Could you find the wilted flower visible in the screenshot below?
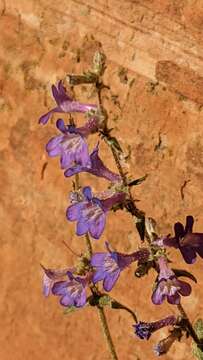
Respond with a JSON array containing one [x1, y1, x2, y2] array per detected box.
[[52, 271, 90, 307], [39, 80, 97, 125], [91, 242, 149, 291], [134, 315, 176, 340], [155, 216, 203, 264], [66, 186, 126, 240], [46, 118, 98, 169], [154, 327, 182, 356], [41, 265, 72, 297], [152, 256, 191, 305], [64, 143, 121, 182]]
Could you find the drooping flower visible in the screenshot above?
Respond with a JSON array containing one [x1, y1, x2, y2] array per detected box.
[[66, 186, 126, 240], [91, 242, 149, 291], [52, 271, 90, 307], [155, 216, 203, 264], [152, 256, 191, 305], [134, 315, 176, 340], [64, 143, 121, 182], [153, 328, 182, 356], [39, 80, 97, 125], [41, 265, 72, 297], [46, 118, 98, 169]]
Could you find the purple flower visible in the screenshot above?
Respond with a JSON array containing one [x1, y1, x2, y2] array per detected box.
[[156, 216, 203, 264], [91, 242, 149, 291], [64, 143, 121, 182], [52, 271, 89, 307], [154, 329, 181, 356], [66, 186, 126, 240], [46, 118, 99, 169], [41, 265, 72, 297], [134, 315, 176, 340], [152, 256, 191, 305], [39, 80, 97, 124]]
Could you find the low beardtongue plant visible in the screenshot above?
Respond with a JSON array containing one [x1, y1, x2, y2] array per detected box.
[[39, 51, 203, 359]]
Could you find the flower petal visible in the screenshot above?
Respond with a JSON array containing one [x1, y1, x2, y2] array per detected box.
[[56, 118, 67, 133], [167, 293, 180, 305], [76, 221, 89, 236], [74, 289, 86, 307], [92, 270, 105, 283], [178, 280, 192, 296], [46, 135, 63, 156], [83, 186, 92, 201], [66, 203, 84, 221], [89, 213, 106, 239], [43, 274, 53, 297], [52, 281, 68, 296], [39, 107, 60, 124], [60, 151, 73, 169], [151, 286, 165, 305], [180, 247, 196, 264], [185, 216, 194, 233], [60, 294, 74, 307], [91, 253, 106, 266], [174, 222, 184, 238], [103, 270, 120, 292], [64, 165, 84, 177]]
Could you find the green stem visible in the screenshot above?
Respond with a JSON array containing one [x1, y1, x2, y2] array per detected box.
[[177, 303, 202, 345], [85, 233, 93, 258], [97, 306, 119, 360]]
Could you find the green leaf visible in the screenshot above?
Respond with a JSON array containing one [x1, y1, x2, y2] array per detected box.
[[128, 174, 148, 187], [63, 306, 78, 315], [192, 319, 203, 359]]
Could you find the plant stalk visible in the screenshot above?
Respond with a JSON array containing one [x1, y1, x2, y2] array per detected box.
[[97, 306, 119, 360], [177, 303, 202, 345]]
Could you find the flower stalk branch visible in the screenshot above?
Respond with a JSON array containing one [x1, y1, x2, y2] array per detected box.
[[97, 305, 119, 360], [177, 303, 202, 346]]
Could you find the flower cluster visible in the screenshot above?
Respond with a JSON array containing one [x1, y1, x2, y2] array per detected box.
[[39, 56, 203, 359]]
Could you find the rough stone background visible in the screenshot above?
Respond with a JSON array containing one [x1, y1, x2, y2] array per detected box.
[[1, 0, 203, 359]]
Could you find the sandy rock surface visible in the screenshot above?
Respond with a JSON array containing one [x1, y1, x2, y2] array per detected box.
[[1, 1, 203, 359]]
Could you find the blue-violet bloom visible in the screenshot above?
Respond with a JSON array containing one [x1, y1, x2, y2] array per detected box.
[[91, 242, 149, 291], [52, 271, 90, 307], [134, 315, 176, 340], [64, 143, 121, 182], [41, 265, 72, 297], [39, 80, 97, 124], [46, 118, 98, 169], [155, 216, 203, 264], [152, 256, 191, 305], [66, 186, 126, 240], [153, 331, 180, 357]]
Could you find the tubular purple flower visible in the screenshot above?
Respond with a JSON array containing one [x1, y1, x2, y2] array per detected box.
[[134, 315, 176, 340], [64, 143, 121, 182], [46, 118, 99, 169], [152, 256, 191, 305], [52, 271, 90, 307], [39, 80, 97, 124], [66, 186, 126, 240], [154, 329, 181, 357], [91, 242, 149, 291], [41, 265, 72, 297], [155, 216, 203, 264]]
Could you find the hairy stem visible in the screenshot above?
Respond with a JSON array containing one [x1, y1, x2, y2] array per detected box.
[[85, 233, 93, 258], [97, 306, 119, 360], [96, 82, 145, 239], [177, 303, 202, 345]]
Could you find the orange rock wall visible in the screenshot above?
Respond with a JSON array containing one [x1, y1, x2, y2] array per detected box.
[[1, 1, 203, 359]]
